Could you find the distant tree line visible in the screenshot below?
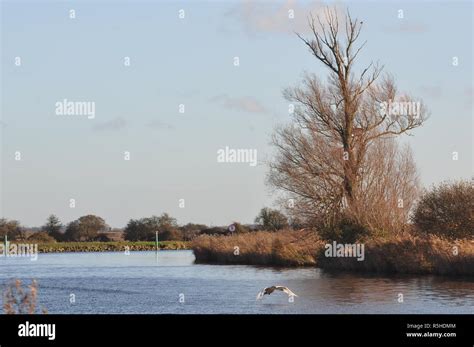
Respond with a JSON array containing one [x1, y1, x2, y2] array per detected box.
[[0, 179, 472, 243], [0, 208, 291, 242]]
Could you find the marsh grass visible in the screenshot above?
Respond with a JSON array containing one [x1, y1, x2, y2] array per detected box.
[[192, 230, 474, 276], [192, 230, 324, 266], [3, 279, 47, 314], [318, 233, 474, 276]]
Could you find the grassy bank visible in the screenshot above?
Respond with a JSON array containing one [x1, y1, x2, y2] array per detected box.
[[17, 241, 189, 253], [318, 234, 474, 276], [191, 230, 474, 276], [192, 230, 324, 266]]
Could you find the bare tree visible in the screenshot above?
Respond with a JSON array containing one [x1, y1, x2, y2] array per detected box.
[[352, 138, 420, 232], [269, 8, 426, 235]]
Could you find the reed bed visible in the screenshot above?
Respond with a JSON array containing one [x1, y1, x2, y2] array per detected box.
[[318, 233, 474, 276], [192, 230, 324, 266], [192, 230, 474, 276]]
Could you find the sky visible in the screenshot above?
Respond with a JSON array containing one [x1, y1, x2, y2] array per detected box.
[[0, 0, 472, 228]]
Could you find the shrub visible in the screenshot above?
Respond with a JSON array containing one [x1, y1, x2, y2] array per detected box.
[[27, 232, 56, 243], [318, 217, 371, 243], [254, 208, 289, 231], [159, 227, 183, 241], [63, 215, 108, 241], [180, 223, 208, 240], [412, 179, 474, 239], [94, 233, 111, 242], [124, 213, 181, 241], [0, 219, 24, 240], [124, 218, 155, 241]]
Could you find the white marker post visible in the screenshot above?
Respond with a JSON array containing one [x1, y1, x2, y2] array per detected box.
[[155, 230, 159, 252], [4, 234, 8, 256]]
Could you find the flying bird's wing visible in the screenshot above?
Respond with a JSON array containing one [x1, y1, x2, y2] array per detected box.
[[275, 286, 298, 297], [256, 288, 266, 300]]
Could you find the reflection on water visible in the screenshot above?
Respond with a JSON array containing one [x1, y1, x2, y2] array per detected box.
[[0, 250, 472, 314]]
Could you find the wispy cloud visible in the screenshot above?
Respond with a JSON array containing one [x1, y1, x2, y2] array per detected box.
[[210, 94, 268, 114], [93, 117, 127, 131], [146, 120, 175, 130], [226, 0, 340, 35], [382, 22, 428, 34]]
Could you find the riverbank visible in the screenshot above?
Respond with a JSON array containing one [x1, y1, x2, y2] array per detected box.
[[192, 230, 324, 266], [191, 230, 474, 276], [13, 241, 189, 253]]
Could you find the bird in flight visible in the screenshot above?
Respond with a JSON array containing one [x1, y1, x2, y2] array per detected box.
[[256, 286, 298, 300]]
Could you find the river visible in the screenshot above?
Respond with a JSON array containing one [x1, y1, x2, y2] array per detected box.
[[1, 250, 473, 314]]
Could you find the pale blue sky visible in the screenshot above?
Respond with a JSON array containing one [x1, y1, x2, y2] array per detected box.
[[1, 0, 472, 227]]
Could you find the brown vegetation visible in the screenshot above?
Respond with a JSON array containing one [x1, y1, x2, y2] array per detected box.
[[318, 233, 474, 276], [192, 230, 323, 266], [27, 231, 57, 243], [269, 8, 426, 240], [192, 230, 474, 276], [412, 179, 474, 239], [3, 280, 47, 314]]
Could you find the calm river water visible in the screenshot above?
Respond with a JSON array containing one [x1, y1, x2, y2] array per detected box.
[[1, 250, 472, 314]]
